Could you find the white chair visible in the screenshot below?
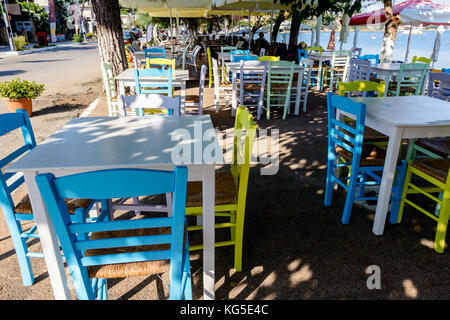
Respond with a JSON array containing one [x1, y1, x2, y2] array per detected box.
[[101, 62, 119, 116], [259, 47, 266, 57], [212, 57, 233, 113], [118, 93, 181, 117], [236, 60, 268, 119], [185, 45, 202, 78], [347, 58, 371, 82], [185, 64, 207, 115], [321, 50, 351, 91], [292, 58, 313, 113]]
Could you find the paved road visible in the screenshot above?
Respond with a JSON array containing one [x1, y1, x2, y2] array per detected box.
[[0, 41, 102, 100]]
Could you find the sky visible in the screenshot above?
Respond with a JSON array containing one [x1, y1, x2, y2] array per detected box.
[[361, 0, 450, 13]]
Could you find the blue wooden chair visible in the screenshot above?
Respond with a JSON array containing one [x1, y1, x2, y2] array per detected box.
[[442, 68, 450, 73], [0, 110, 95, 286], [232, 55, 257, 63], [298, 48, 307, 62], [358, 54, 380, 65], [324, 93, 408, 224], [36, 166, 192, 300], [230, 49, 250, 62], [145, 47, 165, 59]]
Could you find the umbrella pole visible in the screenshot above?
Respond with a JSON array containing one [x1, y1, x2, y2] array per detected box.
[[269, 3, 274, 45], [248, 9, 251, 51], [170, 8, 174, 56], [404, 23, 413, 63]]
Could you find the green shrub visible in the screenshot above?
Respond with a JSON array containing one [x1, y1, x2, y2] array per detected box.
[[86, 32, 94, 39], [13, 36, 27, 51], [72, 33, 83, 43], [0, 78, 45, 100]]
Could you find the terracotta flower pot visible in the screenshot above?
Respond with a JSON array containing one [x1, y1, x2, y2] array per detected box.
[[4, 98, 33, 116]]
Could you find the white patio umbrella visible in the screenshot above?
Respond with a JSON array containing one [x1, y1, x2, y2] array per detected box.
[[314, 14, 322, 48], [352, 26, 359, 48], [339, 14, 349, 50], [431, 25, 445, 68]]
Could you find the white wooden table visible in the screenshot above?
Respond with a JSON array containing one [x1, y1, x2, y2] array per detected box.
[[225, 62, 305, 117], [371, 63, 430, 96], [305, 51, 335, 90], [218, 52, 257, 82], [348, 96, 450, 235], [115, 69, 189, 113], [6, 115, 223, 300]]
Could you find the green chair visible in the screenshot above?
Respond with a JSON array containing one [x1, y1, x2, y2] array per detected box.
[[100, 62, 119, 116], [307, 46, 323, 54], [264, 60, 295, 120], [185, 106, 256, 272], [397, 159, 450, 253], [388, 63, 428, 96]]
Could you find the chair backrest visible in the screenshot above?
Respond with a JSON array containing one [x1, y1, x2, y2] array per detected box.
[[232, 55, 258, 63], [299, 58, 313, 89], [197, 64, 207, 113], [267, 60, 295, 88], [232, 107, 257, 200], [145, 47, 165, 59], [259, 47, 266, 57], [394, 62, 428, 96], [428, 72, 450, 101], [146, 58, 176, 70], [258, 55, 280, 62], [101, 62, 118, 115], [230, 49, 250, 62], [0, 110, 36, 213], [221, 46, 237, 53], [327, 92, 366, 168], [118, 93, 181, 116], [212, 57, 221, 89], [332, 50, 351, 68], [35, 166, 188, 300], [358, 54, 380, 65], [134, 67, 173, 97], [347, 58, 371, 82], [307, 46, 323, 54], [443, 68, 450, 74], [412, 56, 432, 65], [239, 60, 268, 108], [351, 47, 362, 58], [338, 80, 386, 98], [298, 48, 307, 61], [181, 45, 190, 70]]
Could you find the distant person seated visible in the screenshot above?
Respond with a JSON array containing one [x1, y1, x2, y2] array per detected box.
[[236, 32, 248, 50], [255, 32, 269, 49]]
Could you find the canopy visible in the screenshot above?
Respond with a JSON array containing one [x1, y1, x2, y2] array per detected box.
[[349, 0, 450, 26], [119, 0, 211, 9], [212, 0, 291, 11]]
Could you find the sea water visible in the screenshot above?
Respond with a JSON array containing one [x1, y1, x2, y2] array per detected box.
[[261, 29, 450, 69]]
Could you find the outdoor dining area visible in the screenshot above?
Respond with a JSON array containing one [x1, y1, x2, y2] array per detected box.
[[0, 0, 449, 302]]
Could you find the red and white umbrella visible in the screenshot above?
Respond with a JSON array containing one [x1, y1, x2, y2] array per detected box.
[[349, 0, 450, 26]]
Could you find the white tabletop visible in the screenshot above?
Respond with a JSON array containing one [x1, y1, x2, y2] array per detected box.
[[371, 63, 403, 71], [351, 96, 450, 127], [115, 68, 189, 82], [7, 116, 224, 173]]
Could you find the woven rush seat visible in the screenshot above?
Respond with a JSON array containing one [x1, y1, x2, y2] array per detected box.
[[186, 171, 237, 207], [242, 84, 262, 91], [410, 159, 450, 183], [336, 144, 401, 167], [219, 81, 233, 87], [185, 95, 199, 103], [15, 195, 92, 215], [269, 83, 290, 90], [388, 82, 417, 93], [345, 120, 389, 142], [414, 137, 450, 158], [324, 66, 345, 72], [86, 227, 172, 278]]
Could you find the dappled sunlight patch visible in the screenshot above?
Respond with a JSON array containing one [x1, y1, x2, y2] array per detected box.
[[402, 279, 418, 299], [289, 263, 313, 287], [419, 238, 435, 249]]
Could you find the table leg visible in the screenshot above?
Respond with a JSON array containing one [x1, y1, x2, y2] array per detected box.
[[181, 81, 186, 114], [294, 69, 303, 115], [372, 127, 404, 235], [231, 71, 237, 117], [316, 59, 323, 90], [119, 80, 126, 96], [24, 171, 71, 299], [383, 72, 390, 97], [202, 165, 215, 300]]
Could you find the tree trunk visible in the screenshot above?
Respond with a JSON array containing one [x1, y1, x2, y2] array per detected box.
[[91, 0, 127, 77], [380, 0, 400, 63], [271, 11, 287, 43], [288, 10, 302, 49]]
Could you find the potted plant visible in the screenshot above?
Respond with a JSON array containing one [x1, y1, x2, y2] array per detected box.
[[0, 78, 45, 116]]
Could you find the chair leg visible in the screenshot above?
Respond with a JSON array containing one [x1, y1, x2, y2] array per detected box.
[[233, 208, 245, 272], [133, 197, 141, 216], [324, 154, 336, 206], [435, 189, 449, 253], [341, 167, 360, 224], [397, 164, 413, 224]]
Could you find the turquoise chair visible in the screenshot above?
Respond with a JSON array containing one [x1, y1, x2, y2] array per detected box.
[[387, 63, 428, 96], [230, 49, 250, 62], [358, 54, 380, 65], [145, 47, 165, 59], [232, 55, 257, 63], [0, 110, 96, 286], [324, 93, 408, 224], [442, 68, 450, 74], [298, 48, 307, 61], [36, 166, 192, 300]]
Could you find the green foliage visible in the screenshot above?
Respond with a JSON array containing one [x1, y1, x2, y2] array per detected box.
[[17, 1, 49, 33], [13, 36, 27, 51], [86, 32, 94, 38], [0, 78, 45, 100], [72, 33, 83, 43], [135, 12, 152, 30], [276, 0, 363, 20]]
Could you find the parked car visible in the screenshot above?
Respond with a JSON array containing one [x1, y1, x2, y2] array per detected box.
[[123, 30, 132, 44]]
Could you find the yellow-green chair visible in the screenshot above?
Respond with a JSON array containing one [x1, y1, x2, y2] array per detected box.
[[397, 159, 450, 253], [146, 58, 176, 70], [258, 56, 280, 62], [207, 47, 212, 88], [185, 106, 256, 272], [412, 56, 432, 65], [307, 46, 323, 54]]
